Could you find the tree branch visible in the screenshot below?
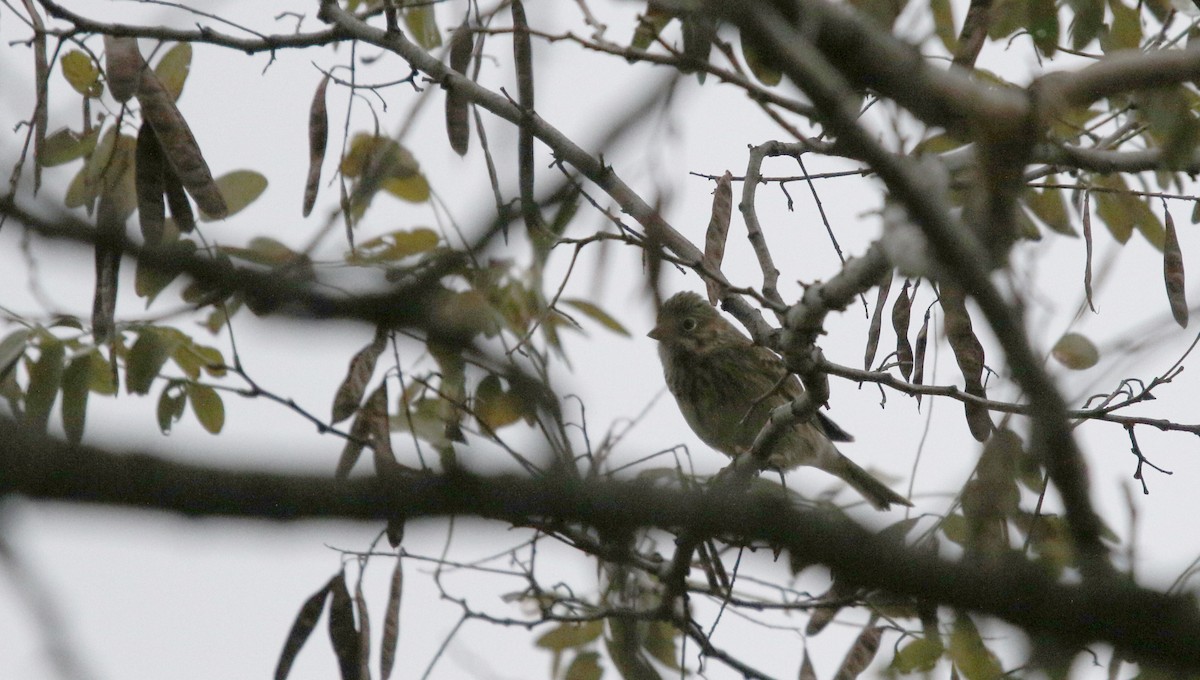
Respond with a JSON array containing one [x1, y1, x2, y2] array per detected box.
[[36, 0, 346, 53], [728, 0, 1112, 575], [4, 417, 1200, 674], [314, 0, 764, 327]]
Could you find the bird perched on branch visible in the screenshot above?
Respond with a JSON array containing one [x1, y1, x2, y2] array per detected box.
[[648, 291, 910, 510]]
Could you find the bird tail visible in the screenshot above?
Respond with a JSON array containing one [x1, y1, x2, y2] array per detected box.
[[826, 454, 912, 511]]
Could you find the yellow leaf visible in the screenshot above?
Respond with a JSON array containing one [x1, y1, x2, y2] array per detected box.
[[382, 174, 430, 203], [154, 43, 192, 102], [349, 228, 439, 263], [202, 169, 267, 220], [1051, 332, 1099, 370], [61, 50, 102, 97]]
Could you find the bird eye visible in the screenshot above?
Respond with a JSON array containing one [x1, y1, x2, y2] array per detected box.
[[681, 318, 698, 332]]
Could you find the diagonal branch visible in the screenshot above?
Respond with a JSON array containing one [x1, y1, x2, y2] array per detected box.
[[315, 1, 766, 329], [725, 0, 1112, 573]]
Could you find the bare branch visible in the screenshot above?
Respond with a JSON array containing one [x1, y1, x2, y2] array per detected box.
[[4, 417, 1200, 674]]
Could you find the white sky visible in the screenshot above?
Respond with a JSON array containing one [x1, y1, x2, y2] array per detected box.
[[3, 1, 1200, 679]]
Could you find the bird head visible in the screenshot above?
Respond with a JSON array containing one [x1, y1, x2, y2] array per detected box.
[[648, 291, 731, 354]]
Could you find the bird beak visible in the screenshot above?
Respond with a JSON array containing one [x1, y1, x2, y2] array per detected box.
[[648, 325, 664, 341]]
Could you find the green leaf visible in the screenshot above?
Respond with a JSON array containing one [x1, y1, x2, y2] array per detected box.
[[84, 349, 118, 395], [631, 8, 673, 50], [1097, 175, 1165, 249], [186, 383, 225, 434], [893, 637, 944, 674], [0, 329, 31, 380], [561, 298, 630, 336], [42, 127, 100, 167], [912, 132, 967, 155], [1135, 88, 1200, 170], [948, 615, 1003, 680], [1070, 0, 1105, 49], [126, 327, 183, 395], [740, 37, 781, 86], [61, 50, 102, 97], [99, 132, 139, 221], [341, 133, 426, 213], [930, 0, 959, 52], [85, 126, 118, 186], [65, 165, 98, 213], [62, 351, 93, 443], [1093, 189, 1133, 244], [1026, 0, 1059, 56], [850, 0, 909, 28], [942, 513, 968, 545], [348, 228, 439, 263], [565, 651, 603, 680], [202, 170, 267, 220], [157, 382, 187, 434], [135, 238, 196, 305], [536, 621, 604, 651], [1016, 512, 1074, 572], [429, 342, 467, 447], [1047, 105, 1102, 139], [389, 398, 452, 447], [1024, 181, 1074, 236], [474, 374, 525, 431], [26, 334, 66, 431], [643, 621, 681, 670], [341, 134, 419, 178], [986, 0, 1027, 40], [1101, 0, 1142, 52], [430, 289, 500, 339], [220, 237, 300, 266], [404, 5, 442, 48], [173, 337, 226, 379], [195, 345, 227, 377], [204, 295, 242, 334], [153, 42, 192, 102]]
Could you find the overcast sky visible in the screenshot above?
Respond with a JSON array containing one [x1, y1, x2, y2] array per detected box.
[[4, 2, 1200, 679]]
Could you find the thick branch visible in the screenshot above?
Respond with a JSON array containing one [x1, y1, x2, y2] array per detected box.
[[0, 197, 459, 334], [1038, 46, 1200, 109], [703, 0, 1028, 139], [4, 418, 1200, 673]]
